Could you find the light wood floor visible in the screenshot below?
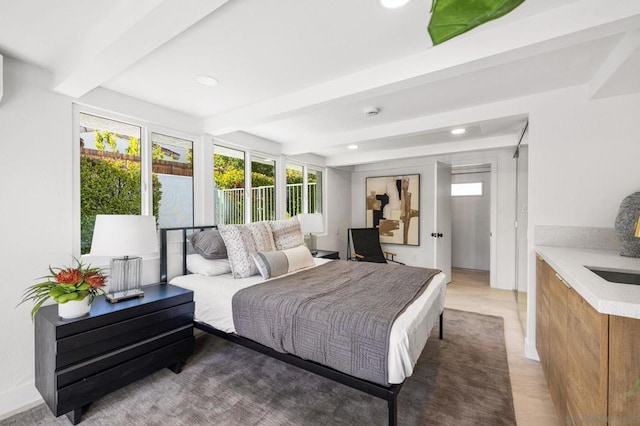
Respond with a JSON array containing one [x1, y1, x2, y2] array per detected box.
[[446, 268, 559, 426]]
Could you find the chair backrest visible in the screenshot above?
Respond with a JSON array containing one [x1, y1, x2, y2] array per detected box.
[[348, 228, 387, 263]]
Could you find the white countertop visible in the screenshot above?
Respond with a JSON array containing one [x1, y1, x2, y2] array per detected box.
[[536, 246, 640, 319]]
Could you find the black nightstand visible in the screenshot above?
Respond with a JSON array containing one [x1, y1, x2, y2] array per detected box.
[[35, 283, 194, 424], [312, 249, 340, 260]]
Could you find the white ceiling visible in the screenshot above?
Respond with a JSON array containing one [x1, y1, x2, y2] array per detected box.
[[1, 0, 639, 166]]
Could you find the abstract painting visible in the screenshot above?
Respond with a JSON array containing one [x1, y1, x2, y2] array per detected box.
[[366, 175, 420, 246]]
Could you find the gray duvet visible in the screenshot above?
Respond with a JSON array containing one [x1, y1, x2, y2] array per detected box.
[[232, 260, 440, 385]]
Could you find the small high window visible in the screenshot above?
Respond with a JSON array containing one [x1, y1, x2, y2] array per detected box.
[[451, 182, 483, 197]]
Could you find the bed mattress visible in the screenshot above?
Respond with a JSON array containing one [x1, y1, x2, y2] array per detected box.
[[170, 258, 446, 384]]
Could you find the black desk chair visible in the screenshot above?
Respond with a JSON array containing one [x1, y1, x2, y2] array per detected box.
[[347, 228, 404, 264]]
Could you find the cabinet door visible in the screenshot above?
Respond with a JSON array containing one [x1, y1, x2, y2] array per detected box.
[[565, 288, 608, 426], [609, 315, 640, 426], [536, 255, 550, 379], [548, 270, 568, 423]]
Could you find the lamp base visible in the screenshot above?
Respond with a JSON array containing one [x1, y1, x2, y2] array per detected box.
[[106, 289, 145, 303], [304, 233, 317, 251], [107, 256, 144, 303]]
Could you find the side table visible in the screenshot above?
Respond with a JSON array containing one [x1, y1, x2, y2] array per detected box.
[[35, 283, 194, 424], [312, 249, 340, 260]]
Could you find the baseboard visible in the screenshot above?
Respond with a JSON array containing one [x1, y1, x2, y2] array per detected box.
[[0, 382, 43, 421], [524, 336, 539, 361]]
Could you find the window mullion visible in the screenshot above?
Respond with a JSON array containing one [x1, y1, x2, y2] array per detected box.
[[302, 165, 309, 214], [140, 127, 153, 216], [245, 151, 252, 223], [275, 156, 286, 220]]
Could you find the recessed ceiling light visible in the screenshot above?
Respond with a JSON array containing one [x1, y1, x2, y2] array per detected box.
[[451, 128, 466, 135], [380, 0, 411, 9], [348, 144, 359, 150], [196, 75, 219, 87]]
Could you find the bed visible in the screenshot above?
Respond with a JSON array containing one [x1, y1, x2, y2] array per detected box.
[[159, 226, 447, 426]]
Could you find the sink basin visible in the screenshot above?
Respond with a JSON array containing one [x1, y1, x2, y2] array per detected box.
[[585, 266, 640, 285]]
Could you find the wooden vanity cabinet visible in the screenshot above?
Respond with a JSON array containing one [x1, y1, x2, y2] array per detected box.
[[565, 287, 608, 426], [536, 255, 610, 425], [608, 315, 640, 426], [548, 266, 569, 422], [536, 254, 550, 379]]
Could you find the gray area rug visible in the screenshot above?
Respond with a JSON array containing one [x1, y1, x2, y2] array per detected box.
[[2, 309, 515, 426]]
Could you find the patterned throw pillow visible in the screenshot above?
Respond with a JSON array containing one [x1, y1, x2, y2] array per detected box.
[[245, 222, 276, 252], [269, 217, 305, 250], [218, 224, 259, 278]]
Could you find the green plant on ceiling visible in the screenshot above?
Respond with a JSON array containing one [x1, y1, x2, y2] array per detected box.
[[428, 0, 526, 46]]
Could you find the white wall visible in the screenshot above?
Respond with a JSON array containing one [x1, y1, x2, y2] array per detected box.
[[516, 145, 528, 293], [524, 85, 640, 357], [0, 57, 74, 417], [316, 167, 353, 259]]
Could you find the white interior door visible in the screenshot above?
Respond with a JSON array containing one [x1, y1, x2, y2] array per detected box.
[[434, 161, 452, 282]]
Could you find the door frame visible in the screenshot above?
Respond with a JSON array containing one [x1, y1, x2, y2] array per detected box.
[[434, 161, 452, 283], [451, 158, 498, 288]]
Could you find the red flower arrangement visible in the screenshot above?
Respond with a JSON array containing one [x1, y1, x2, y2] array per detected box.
[[19, 258, 107, 319]]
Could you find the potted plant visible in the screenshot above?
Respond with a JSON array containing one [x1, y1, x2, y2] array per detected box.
[[19, 258, 107, 319]]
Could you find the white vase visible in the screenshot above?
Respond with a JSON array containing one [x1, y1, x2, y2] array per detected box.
[[58, 297, 91, 319]]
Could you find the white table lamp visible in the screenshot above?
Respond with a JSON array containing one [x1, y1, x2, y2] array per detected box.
[[90, 215, 158, 302], [298, 213, 324, 252]]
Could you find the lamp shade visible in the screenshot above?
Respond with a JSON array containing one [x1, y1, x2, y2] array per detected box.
[[297, 213, 325, 234], [90, 215, 158, 257]]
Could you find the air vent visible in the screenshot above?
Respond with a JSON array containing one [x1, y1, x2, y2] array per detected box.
[[364, 106, 380, 117]]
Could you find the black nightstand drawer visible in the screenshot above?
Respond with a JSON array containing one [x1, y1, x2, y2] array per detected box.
[[57, 325, 193, 388], [57, 336, 194, 415], [56, 302, 194, 369]]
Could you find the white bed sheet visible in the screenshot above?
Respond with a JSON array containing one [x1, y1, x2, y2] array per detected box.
[[170, 259, 446, 384]]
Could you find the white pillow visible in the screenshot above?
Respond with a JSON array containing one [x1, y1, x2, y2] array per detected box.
[[186, 254, 232, 276], [252, 245, 315, 279]]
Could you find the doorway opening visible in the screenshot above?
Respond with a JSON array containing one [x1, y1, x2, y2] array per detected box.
[[450, 164, 492, 286]]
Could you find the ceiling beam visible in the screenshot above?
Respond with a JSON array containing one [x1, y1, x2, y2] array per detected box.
[[204, 0, 640, 136], [589, 28, 640, 99], [53, 0, 229, 98], [281, 98, 530, 156], [325, 135, 517, 167]]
